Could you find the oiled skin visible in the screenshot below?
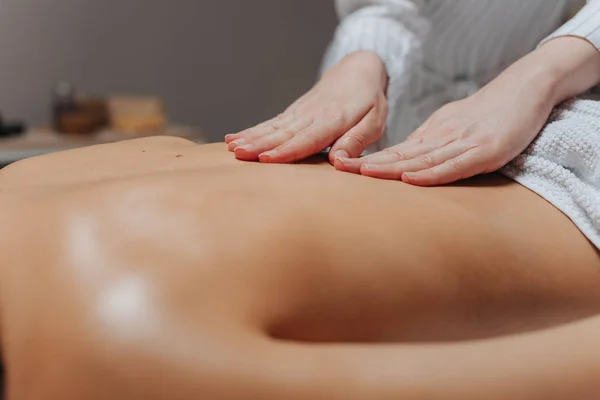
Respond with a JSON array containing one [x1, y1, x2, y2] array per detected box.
[[0, 137, 599, 399]]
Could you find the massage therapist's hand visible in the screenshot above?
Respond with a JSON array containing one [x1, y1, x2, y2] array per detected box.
[[225, 50, 389, 164], [336, 78, 554, 185], [336, 36, 600, 186]]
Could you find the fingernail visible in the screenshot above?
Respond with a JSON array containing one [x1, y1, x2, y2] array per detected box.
[[403, 172, 416, 179], [225, 134, 234, 140], [334, 150, 349, 160], [229, 139, 246, 150], [260, 151, 276, 159], [235, 143, 254, 152]]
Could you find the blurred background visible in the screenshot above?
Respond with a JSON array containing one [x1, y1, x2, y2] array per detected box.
[[0, 0, 336, 164]]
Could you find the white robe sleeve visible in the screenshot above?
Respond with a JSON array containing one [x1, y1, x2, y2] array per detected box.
[[321, 0, 430, 114], [542, 0, 600, 50]]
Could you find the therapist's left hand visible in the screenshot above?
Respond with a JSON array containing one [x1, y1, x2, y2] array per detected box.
[[335, 65, 557, 186]]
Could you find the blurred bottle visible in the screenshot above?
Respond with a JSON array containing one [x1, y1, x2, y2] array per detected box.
[[52, 81, 78, 131], [52, 81, 108, 134]]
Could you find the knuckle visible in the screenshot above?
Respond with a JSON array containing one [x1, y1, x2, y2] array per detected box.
[[346, 134, 366, 148], [447, 157, 463, 171], [383, 148, 406, 160], [271, 115, 290, 130], [420, 155, 435, 166], [392, 150, 407, 160], [281, 127, 297, 137]]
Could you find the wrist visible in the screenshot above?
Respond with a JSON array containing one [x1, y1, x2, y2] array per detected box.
[[515, 61, 565, 109], [485, 58, 558, 114], [526, 36, 600, 105], [334, 50, 389, 90]]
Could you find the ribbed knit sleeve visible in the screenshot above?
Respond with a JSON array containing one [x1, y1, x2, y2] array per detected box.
[[321, 0, 430, 114], [542, 0, 600, 50]]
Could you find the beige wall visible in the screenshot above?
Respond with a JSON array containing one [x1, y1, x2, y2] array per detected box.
[[0, 0, 337, 141]]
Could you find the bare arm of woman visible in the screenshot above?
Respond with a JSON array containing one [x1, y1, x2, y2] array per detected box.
[[225, 0, 429, 164], [339, 2, 600, 185]]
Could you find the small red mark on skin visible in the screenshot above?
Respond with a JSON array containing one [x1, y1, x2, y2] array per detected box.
[[176, 154, 183, 158]]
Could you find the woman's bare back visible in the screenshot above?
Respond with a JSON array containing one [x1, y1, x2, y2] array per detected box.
[[0, 137, 599, 399]]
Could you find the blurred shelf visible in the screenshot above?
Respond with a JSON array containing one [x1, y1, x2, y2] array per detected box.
[[0, 126, 207, 165]]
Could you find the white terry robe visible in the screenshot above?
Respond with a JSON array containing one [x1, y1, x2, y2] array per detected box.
[[322, 0, 600, 248]]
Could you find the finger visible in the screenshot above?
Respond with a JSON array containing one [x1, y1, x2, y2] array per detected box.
[[259, 97, 375, 163], [360, 141, 476, 179], [226, 126, 260, 146], [235, 117, 312, 161], [226, 93, 311, 144], [234, 130, 294, 161], [258, 118, 342, 164], [228, 115, 286, 148], [401, 147, 490, 186], [227, 114, 294, 151], [224, 133, 237, 144], [330, 107, 384, 165], [335, 150, 399, 174], [388, 134, 459, 161], [337, 136, 456, 174]]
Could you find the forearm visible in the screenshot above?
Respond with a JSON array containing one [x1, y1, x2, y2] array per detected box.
[[322, 0, 429, 105], [513, 0, 600, 107], [488, 35, 600, 114]]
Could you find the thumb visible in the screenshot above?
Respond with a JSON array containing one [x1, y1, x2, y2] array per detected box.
[[329, 108, 385, 163]]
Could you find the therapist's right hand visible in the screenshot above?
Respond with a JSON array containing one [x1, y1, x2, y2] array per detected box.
[[225, 50, 389, 165]]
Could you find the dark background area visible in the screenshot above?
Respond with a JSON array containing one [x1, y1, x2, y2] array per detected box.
[[0, 0, 337, 142]]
